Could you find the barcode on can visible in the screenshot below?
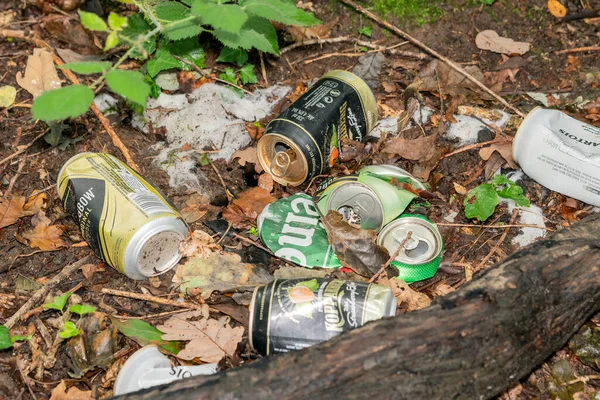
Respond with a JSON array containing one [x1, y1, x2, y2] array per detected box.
[[128, 192, 170, 215]]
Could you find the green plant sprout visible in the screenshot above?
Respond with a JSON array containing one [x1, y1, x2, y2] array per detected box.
[[464, 174, 530, 222]]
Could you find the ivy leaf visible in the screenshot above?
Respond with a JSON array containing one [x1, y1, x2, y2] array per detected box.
[[43, 292, 72, 311], [216, 46, 248, 67], [358, 26, 372, 37], [104, 31, 119, 51], [59, 321, 80, 339], [497, 184, 530, 207], [213, 16, 279, 55], [78, 10, 108, 32], [166, 38, 206, 69], [219, 67, 237, 85], [68, 304, 96, 316], [464, 183, 500, 222], [0, 326, 12, 350], [492, 174, 513, 186], [146, 48, 181, 77], [155, 1, 203, 41], [110, 317, 182, 354], [108, 12, 128, 31], [11, 334, 32, 343], [60, 61, 112, 75], [121, 14, 157, 59], [192, 2, 248, 33], [32, 85, 94, 122], [240, 0, 320, 26], [106, 70, 150, 107], [239, 63, 257, 85]]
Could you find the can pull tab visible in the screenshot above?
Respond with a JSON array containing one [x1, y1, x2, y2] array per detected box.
[[271, 149, 297, 178], [391, 228, 431, 261]]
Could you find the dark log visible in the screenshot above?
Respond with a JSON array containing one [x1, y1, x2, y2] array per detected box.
[[117, 214, 600, 400]]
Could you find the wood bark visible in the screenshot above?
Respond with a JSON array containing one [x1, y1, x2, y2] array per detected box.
[[117, 214, 600, 400]]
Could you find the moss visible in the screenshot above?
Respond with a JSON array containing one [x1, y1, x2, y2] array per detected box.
[[368, 0, 443, 26]]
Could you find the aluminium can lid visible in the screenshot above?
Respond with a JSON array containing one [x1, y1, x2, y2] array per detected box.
[[325, 181, 384, 231], [377, 216, 443, 265]]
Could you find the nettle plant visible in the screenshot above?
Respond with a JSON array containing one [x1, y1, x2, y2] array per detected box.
[[32, 0, 319, 122]]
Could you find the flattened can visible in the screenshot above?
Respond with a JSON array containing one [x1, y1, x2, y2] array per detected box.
[[57, 153, 189, 280], [513, 107, 600, 206], [249, 278, 396, 355], [257, 70, 378, 186], [377, 214, 443, 283]]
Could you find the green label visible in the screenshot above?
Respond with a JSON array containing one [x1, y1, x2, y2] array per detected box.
[[257, 194, 340, 268]]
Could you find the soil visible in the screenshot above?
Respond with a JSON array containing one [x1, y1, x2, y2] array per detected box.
[[0, 0, 599, 398]]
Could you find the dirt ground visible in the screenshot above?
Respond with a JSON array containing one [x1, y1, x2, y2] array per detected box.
[[1, 0, 600, 398]]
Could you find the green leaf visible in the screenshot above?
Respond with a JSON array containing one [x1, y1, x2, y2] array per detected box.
[[68, 304, 96, 316], [105, 31, 119, 51], [240, 0, 320, 26], [480, 0, 495, 4], [146, 48, 181, 77], [491, 174, 513, 186], [219, 67, 237, 85], [145, 74, 162, 99], [43, 292, 72, 311], [10, 334, 32, 343], [60, 61, 112, 75], [239, 63, 257, 85], [59, 321, 80, 339], [192, 2, 248, 33], [121, 14, 156, 59], [464, 183, 500, 222], [492, 175, 530, 207], [358, 26, 372, 37], [78, 10, 108, 32], [247, 226, 258, 235], [110, 317, 182, 354], [106, 70, 150, 107], [166, 37, 206, 69], [213, 16, 279, 55], [32, 85, 94, 122], [155, 2, 203, 41], [108, 12, 128, 31], [217, 46, 248, 67], [0, 326, 12, 350]]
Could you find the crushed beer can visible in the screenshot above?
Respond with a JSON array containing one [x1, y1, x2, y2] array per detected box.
[[513, 107, 600, 206], [249, 278, 396, 355], [57, 153, 189, 280], [257, 70, 378, 186]]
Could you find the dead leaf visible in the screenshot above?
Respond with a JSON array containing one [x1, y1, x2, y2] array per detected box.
[[0, 85, 17, 108], [382, 134, 448, 180], [50, 381, 93, 400], [548, 0, 567, 17], [475, 30, 530, 55], [453, 182, 468, 195], [22, 212, 66, 251], [245, 122, 265, 141], [17, 49, 62, 98], [179, 230, 222, 259], [230, 146, 262, 173], [180, 194, 209, 223], [0, 10, 15, 26], [353, 52, 385, 88], [273, 265, 330, 279], [41, 15, 97, 51], [323, 211, 392, 278], [419, 59, 494, 100], [210, 303, 249, 325], [484, 151, 506, 180], [479, 142, 518, 170], [173, 252, 273, 298], [378, 277, 431, 311], [381, 81, 396, 93], [279, 18, 336, 42], [222, 187, 276, 230], [0, 193, 46, 229], [432, 283, 455, 297], [80, 263, 104, 279], [158, 310, 244, 363], [257, 173, 274, 193], [379, 101, 402, 118]]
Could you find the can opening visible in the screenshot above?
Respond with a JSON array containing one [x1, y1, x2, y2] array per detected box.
[[257, 133, 309, 186], [405, 240, 429, 259], [271, 143, 297, 178], [137, 231, 182, 276]]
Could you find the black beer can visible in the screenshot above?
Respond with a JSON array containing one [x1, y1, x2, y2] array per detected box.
[[249, 278, 396, 355], [257, 70, 378, 186]]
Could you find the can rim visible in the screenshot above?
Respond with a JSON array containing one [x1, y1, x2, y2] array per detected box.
[[512, 106, 542, 165], [257, 133, 309, 187], [326, 181, 385, 231], [247, 285, 260, 353], [377, 216, 443, 265]]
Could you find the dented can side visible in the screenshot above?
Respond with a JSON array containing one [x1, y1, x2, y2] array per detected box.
[[57, 152, 189, 279], [249, 278, 396, 355], [513, 107, 600, 206], [257, 70, 378, 186]]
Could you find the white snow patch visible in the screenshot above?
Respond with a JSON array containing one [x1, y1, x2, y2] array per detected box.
[[134, 83, 291, 191], [444, 210, 458, 223], [446, 110, 511, 146], [94, 93, 118, 115], [368, 117, 398, 138], [412, 104, 435, 125]]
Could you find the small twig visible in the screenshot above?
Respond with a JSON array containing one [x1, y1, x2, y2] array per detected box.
[[369, 231, 412, 283], [173, 55, 253, 95], [33, 316, 53, 349], [0, 29, 49, 49], [16, 356, 37, 400], [555, 46, 600, 55], [564, 375, 600, 386], [259, 51, 268, 85], [116, 309, 191, 320], [441, 137, 510, 159], [52, 54, 142, 172], [208, 159, 233, 199], [476, 209, 519, 271], [302, 42, 414, 65], [0, 131, 46, 167], [5, 159, 25, 197], [338, 0, 526, 118], [7, 249, 57, 273], [101, 288, 205, 310], [217, 222, 233, 244], [436, 222, 552, 230], [5, 256, 91, 329]]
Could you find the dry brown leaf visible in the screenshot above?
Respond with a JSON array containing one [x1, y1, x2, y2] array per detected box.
[[158, 310, 244, 363], [548, 0, 567, 17], [179, 230, 221, 259], [280, 18, 337, 42], [381, 81, 396, 93], [378, 277, 431, 311], [49, 381, 93, 400], [453, 182, 468, 195], [180, 194, 209, 223], [230, 146, 263, 173], [0, 10, 15, 26], [475, 30, 530, 55], [484, 151, 506, 180], [419, 59, 493, 100], [22, 212, 66, 251], [16, 48, 62, 98], [257, 173, 274, 193], [479, 143, 518, 170], [382, 134, 448, 181], [80, 263, 104, 279], [378, 101, 402, 118], [222, 187, 276, 229], [0, 193, 46, 229], [245, 122, 265, 141], [432, 283, 455, 297]]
